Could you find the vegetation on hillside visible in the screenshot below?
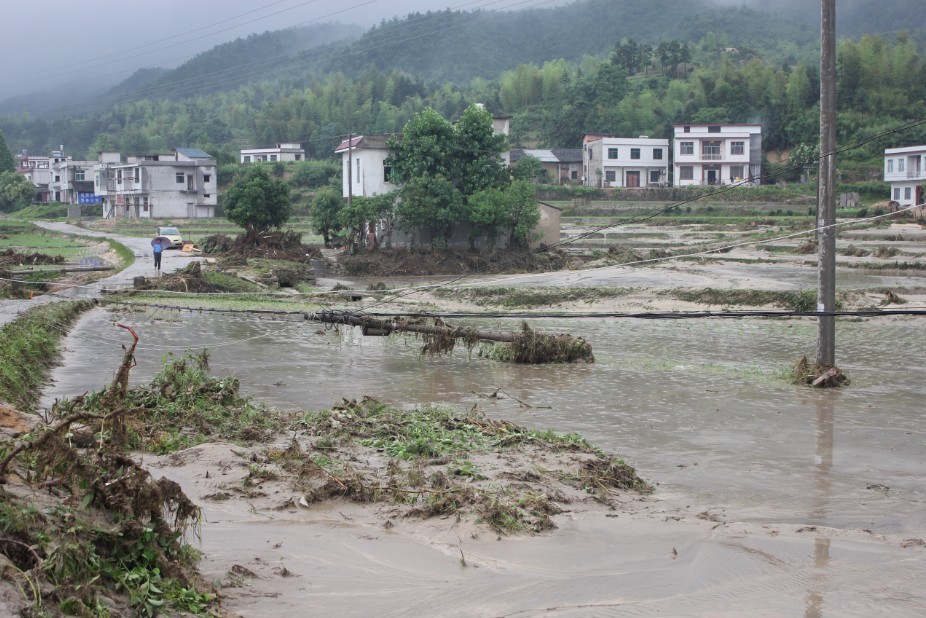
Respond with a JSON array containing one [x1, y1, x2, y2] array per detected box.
[[0, 1, 923, 183]]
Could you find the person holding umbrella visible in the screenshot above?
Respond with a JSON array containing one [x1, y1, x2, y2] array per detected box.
[[151, 236, 164, 270]]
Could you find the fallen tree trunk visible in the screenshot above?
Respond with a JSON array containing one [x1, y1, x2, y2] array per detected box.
[[306, 311, 594, 364]]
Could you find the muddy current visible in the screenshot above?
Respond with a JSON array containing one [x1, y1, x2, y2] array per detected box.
[[42, 308, 926, 616]]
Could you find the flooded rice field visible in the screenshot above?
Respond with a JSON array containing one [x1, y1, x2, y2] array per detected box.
[[42, 307, 926, 616]]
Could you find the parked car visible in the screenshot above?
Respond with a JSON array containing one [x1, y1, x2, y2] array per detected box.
[[156, 226, 183, 248]]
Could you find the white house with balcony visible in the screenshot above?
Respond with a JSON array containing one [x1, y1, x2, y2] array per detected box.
[[672, 124, 762, 186], [95, 148, 217, 219], [884, 145, 926, 208], [583, 135, 670, 188], [240, 143, 305, 163]]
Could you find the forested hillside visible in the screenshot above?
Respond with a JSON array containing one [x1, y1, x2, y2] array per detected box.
[[1, 0, 925, 179]]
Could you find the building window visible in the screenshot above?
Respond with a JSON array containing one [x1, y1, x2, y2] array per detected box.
[[898, 159, 905, 172], [680, 142, 694, 155], [588, 147, 593, 160], [176, 173, 185, 183], [571, 170, 578, 179], [653, 148, 663, 160], [355, 159, 361, 181], [295, 154, 302, 161], [204, 194, 211, 198], [702, 141, 721, 160], [243, 155, 251, 163], [270, 154, 278, 162], [117, 170, 123, 182], [75, 170, 85, 181], [679, 166, 694, 180], [708, 125, 721, 133], [683, 126, 690, 133], [649, 170, 661, 184], [55, 175, 60, 182], [893, 188, 900, 200], [730, 165, 744, 180], [887, 159, 894, 173], [630, 148, 641, 160], [384, 165, 393, 183], [605, 170, 616, 183], [204, 174, 211, 183], [731, 141, 745, 155], [608, 148, 618, 159], [905, 187, 912, 200]]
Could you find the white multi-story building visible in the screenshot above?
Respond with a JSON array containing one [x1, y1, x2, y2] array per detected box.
[[672, 124, 762, 186], [583, 136, 670, 188], [240, 142, 305, 163], [884, 145, 926, 207], [95, 148, 217, 219]]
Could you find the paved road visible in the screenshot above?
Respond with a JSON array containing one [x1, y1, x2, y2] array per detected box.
[[0, 221, 201, 327]]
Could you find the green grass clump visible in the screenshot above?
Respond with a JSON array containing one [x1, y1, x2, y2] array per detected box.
[[0, 300, 96, 411], [296, 398, 602, 460]]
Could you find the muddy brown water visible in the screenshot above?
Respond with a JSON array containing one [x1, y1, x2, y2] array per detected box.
[[42, 308, 926, 616]]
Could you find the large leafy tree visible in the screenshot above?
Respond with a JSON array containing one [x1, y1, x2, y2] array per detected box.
[[388, 104, 508, 246], [0, 171, 35, 213], [223, 165, 291, 233]]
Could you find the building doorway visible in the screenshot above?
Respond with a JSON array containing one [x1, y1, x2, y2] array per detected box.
[[626, 171, 640, 188]]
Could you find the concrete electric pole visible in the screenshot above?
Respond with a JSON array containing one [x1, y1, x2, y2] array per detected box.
[[816, 0, 837, 366]]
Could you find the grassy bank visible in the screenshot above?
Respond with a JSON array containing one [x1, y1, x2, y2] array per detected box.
[[0, 300, 96, 411]]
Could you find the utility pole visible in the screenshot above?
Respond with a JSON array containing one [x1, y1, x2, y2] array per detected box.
[[816, 0, 837, 366]]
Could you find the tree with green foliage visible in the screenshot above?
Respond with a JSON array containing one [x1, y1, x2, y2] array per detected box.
[[512, 156, 548, 184], [469, 180, 540, 250], [0, 130, 15, 173], [0, 171, 35, 213], [310, 185, 343, 246], [388, 105, 508, 247], [223, 165, 291, 234]]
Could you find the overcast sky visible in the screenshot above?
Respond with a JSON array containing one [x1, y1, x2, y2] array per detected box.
[[1, 0, 573, 98]]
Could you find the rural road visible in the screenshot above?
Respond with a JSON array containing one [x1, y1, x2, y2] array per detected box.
[[0, 221, 202, 327]]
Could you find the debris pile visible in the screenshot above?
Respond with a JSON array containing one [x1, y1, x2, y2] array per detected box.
[[201, 230, 323, 262], [793, 355, 850, 388]]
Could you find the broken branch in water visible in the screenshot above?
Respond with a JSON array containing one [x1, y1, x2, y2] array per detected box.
[[307, 311, 594, 364]]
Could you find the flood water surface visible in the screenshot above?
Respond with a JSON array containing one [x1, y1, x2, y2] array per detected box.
[[43, 307, 926, 616]]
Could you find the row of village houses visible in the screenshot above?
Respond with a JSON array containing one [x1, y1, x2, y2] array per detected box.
[[14, 121, 926, 220]]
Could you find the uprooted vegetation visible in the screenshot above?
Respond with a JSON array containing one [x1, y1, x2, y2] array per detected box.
[[200, 230, 323, 262], [0, 328, 220, 617], [260, 396, 650, 533], [337, 246, 572, 276], [197, 231, 325, 288], [134, 261, 263, 294]]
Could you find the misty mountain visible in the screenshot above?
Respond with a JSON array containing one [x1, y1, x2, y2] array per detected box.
[[0, 73, 127, 116], [734, 0, 926, 37]]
